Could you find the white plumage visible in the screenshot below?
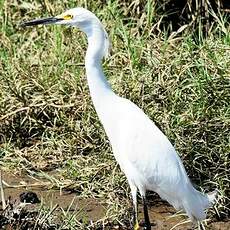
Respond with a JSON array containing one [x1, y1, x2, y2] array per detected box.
[[99, 94, 215, 221], [22, 7, 217, 229]]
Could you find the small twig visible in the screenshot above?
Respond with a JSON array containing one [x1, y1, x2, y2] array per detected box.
[[0, 171, 6, 209], [0, 107, 29, 121], [2, 180, 52, 188], [169, 219, 191, 230], [49, 103, 75, 108]]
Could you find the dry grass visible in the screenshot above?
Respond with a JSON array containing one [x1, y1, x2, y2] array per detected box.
[[0, 0, 229, 229]]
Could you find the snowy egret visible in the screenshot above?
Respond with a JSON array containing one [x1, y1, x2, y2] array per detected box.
[[21, 8, 217, 230]]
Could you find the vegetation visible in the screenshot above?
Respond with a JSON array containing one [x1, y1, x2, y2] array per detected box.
[[0, 0, 229, 229]]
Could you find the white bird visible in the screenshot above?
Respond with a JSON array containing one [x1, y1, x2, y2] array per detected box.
[[21, 8, 217, 230]]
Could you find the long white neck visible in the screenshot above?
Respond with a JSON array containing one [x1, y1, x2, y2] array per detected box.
[[82, 21, 114, 113]]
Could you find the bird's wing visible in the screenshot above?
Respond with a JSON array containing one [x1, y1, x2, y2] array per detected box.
[[109, 98, 213, 220], [112, 98, 189, 194]]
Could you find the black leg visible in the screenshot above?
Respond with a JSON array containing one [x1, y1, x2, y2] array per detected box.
[[142, 197, 151, 230]]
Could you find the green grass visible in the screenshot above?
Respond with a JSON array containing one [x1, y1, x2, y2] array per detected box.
[[0, 0, 229, 228]]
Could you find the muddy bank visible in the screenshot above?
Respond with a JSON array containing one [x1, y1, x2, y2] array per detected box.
[[0, 171, 229, 229]]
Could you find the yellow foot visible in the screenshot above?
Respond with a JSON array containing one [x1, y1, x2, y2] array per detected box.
[[134, 221, 140, 230]]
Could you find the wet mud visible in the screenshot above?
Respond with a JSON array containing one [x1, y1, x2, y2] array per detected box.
[[0, 171, 229, 229]]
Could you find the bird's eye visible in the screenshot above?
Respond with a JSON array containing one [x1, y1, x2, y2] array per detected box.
[[63, 14, 73, 20]]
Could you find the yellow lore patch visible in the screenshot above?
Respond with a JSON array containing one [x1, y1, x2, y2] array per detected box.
[[63, 14, 73, 20]]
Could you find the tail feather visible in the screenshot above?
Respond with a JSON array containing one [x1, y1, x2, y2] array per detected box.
[[182, 188, 217, 221], [156, 186, 217, 221]]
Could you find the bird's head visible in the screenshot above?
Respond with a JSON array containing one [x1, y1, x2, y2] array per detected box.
[[21, 7, 111, 58], [21, 7, 100, 31]]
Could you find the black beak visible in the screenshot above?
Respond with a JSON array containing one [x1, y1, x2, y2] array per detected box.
[[20, 17, 63, 27]]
